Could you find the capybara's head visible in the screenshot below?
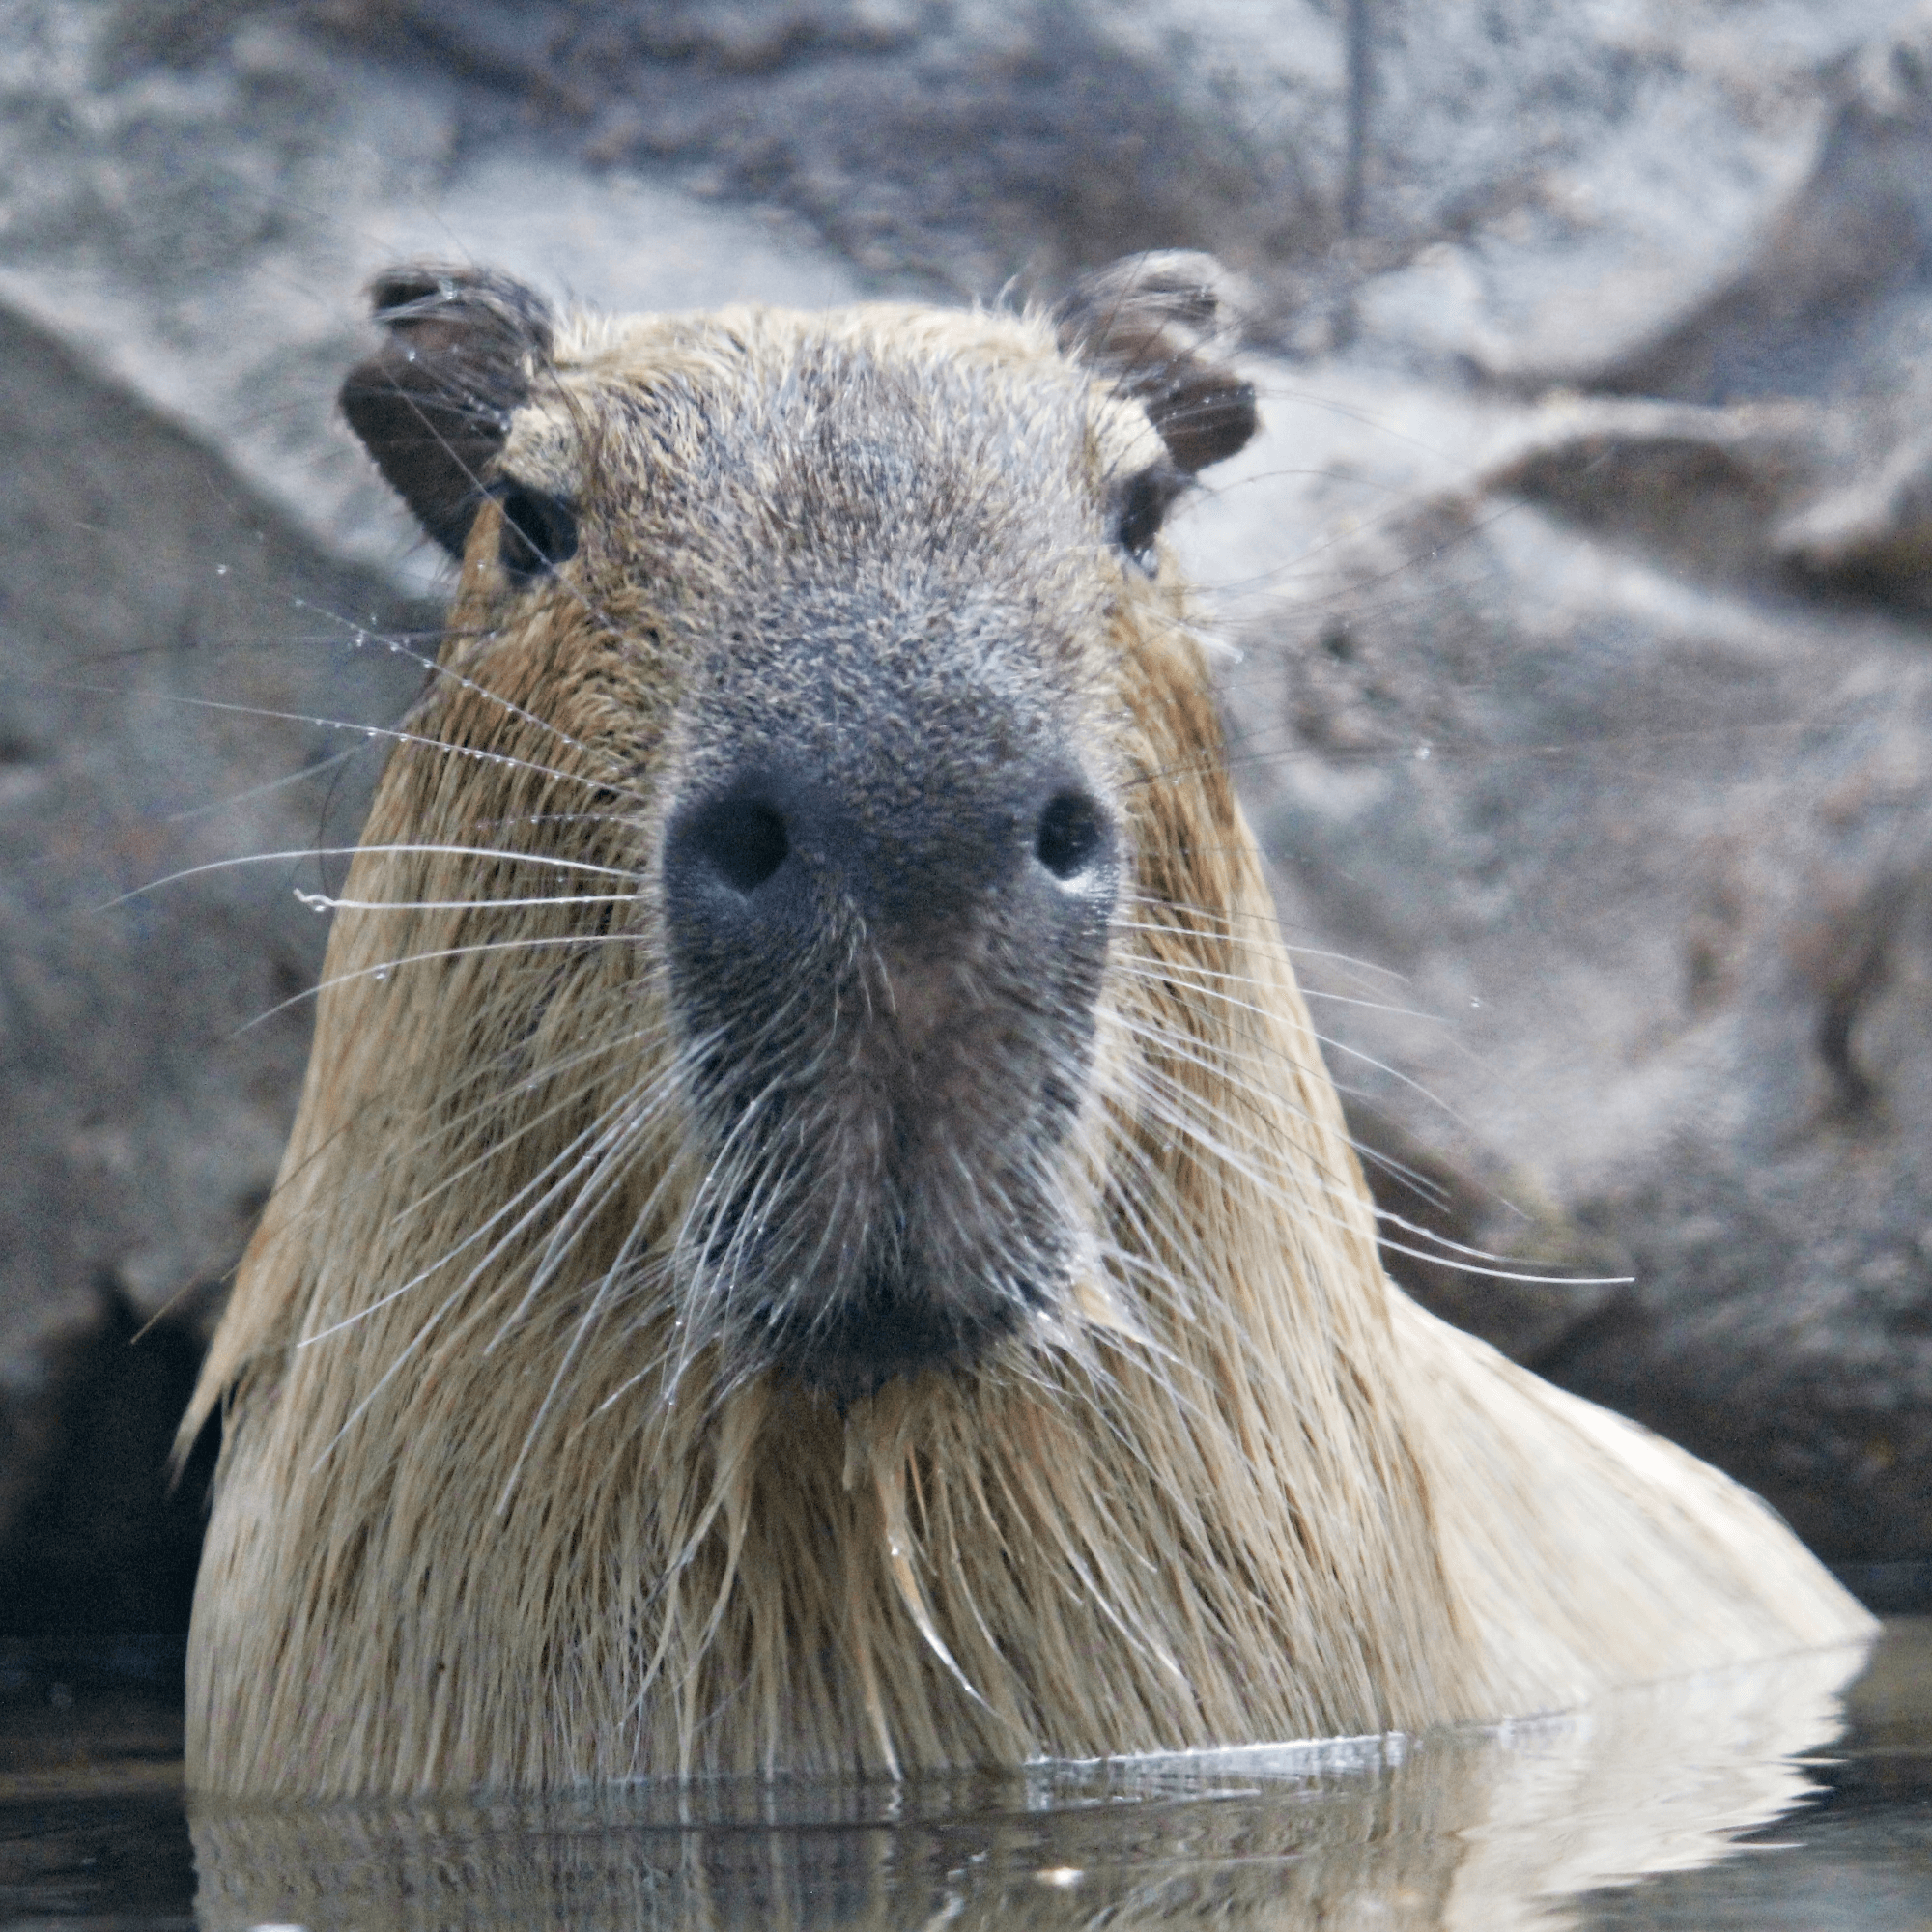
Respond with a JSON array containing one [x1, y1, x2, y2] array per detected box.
[[338, 254, 1257, 1404]]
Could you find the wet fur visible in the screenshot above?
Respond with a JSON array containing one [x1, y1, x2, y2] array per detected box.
[[185, 272, 1871, 1798]]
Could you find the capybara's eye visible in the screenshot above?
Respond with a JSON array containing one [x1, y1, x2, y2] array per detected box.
[[1112, 466, 1183, 575], [494, 482, 579, 585], [1035, 790, 1109, 882]]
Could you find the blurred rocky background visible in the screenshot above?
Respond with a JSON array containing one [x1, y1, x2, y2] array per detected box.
[[1, 0, 1928, 1631]]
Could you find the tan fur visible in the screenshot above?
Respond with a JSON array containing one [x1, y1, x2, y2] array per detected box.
[[184, 292, 1871, 1800]]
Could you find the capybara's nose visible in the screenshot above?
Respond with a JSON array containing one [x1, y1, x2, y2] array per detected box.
[[661, 754, 1117, 979]]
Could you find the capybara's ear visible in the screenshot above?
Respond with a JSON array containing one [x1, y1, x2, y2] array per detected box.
[[339, 267, 555, 557], [1055, 251, 1259, 474]]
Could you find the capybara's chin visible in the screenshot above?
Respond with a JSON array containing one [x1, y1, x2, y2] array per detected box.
[[182, 253, 1874, 1802]]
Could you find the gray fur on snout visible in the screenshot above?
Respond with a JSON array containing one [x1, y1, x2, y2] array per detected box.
[[647, 350, 1125, 1397]]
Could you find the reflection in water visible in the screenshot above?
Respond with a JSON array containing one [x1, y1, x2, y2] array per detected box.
[[193, 1640, 1870, 1931]]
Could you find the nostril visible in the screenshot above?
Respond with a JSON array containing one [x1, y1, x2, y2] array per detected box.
[[1035, 791, 1107, 883], [689, 798, 791, 894]]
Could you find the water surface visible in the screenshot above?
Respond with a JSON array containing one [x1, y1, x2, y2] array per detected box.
[[4, 1623, 1927, 1930]]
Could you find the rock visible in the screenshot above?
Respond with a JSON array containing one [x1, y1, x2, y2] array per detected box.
[[1356, 2, 1924, 389], [4, 0, 1932, 1621], [0, 298, 430, 1625], [1193, 7, 1932, 1574], [1199, 368, 1932, 1569], [304, 0, 1344, 293], [0, 0, 861, 585]]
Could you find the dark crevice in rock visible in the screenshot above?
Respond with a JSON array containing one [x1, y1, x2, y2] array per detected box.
[[0, 1291, 218, 1637]]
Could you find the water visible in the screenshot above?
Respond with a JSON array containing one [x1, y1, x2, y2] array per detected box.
[[3, 1624, 1927, 1930]]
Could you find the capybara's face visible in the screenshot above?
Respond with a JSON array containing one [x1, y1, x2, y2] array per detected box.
[[513, 333, 1145, 1402], [339, 265, 1254, 1402]]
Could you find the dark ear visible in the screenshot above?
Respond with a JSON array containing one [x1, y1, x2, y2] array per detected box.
[[1055, 251, 1258, 474], [339, 267, 555, 557]]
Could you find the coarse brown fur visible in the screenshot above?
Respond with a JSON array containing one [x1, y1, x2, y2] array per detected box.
[[183, 258, 1871, 1800]]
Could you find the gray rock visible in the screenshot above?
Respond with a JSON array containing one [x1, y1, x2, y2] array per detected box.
[[0, 297, 428, 1626], [0, 0, 861, 584], [1201, 371, 1932, 1565], [5, 0, 1932, 1621]]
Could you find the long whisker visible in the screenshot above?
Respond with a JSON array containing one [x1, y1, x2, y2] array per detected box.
[[101, 843, 643, 910], [1106, 992, 1620, 1286], [36, 673, 646, 807], [294, 888, 642, 915], [1112, 948, 1490, 1134], [394, 1019, 673, 1219], [235, 932, 639, 1035], [289, 596, 633, 781], [300, 1110, 617, 1346], [158, 747, 365, 825], [1110, 935, 1448, 1027]]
